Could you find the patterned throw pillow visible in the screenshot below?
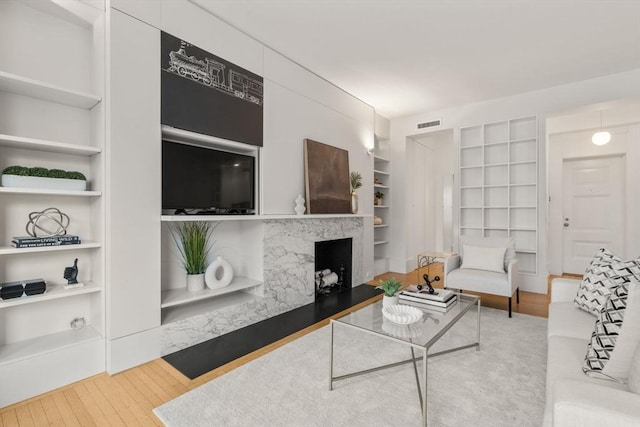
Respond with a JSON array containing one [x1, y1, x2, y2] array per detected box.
[[574, 248, 622, 315], [583, 278, 640, 382]]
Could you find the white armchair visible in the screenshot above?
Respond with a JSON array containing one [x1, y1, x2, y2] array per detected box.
[[444, 236, 520, 317]]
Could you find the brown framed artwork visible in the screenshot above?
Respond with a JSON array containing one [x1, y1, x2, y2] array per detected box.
[[303, 139, 351, 214]]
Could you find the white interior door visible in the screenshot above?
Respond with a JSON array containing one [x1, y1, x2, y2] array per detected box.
[[562, 156, 624, 274]]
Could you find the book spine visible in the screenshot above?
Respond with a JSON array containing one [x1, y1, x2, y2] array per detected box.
[[12, 235, 80, 244], [401, 299, 453, 312], [400, 291, 452, 302], [399, 294, 456, 307], [12, 240, 81, 248]]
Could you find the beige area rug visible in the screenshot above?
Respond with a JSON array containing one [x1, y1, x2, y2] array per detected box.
[[154, 307, 547, 426]]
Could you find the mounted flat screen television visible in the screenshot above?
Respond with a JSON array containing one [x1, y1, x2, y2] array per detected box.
[[162, 140, 256, 214]]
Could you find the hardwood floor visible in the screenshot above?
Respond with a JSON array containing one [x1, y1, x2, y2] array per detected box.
[[0, 268, 556, 426]]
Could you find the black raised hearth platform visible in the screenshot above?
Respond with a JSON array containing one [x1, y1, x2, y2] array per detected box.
[[163, 284, 382, 379]]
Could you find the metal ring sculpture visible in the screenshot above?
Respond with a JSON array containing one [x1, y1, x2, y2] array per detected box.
[[26, 207, 70, 237]]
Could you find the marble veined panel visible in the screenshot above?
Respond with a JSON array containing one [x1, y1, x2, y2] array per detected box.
[[161, 216, 364, 354]]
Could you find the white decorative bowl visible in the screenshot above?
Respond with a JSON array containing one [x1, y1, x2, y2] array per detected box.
[[382, 304, 423, 325], [381, 317, 422, 338]]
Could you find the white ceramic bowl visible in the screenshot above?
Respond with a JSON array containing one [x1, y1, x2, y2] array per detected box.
[[382, 304, 423, 325]]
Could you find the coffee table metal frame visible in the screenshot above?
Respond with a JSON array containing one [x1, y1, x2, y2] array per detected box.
[[329, 294, 480, 427]]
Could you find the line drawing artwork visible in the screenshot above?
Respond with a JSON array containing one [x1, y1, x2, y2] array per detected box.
[[165, 40, 264, 106]]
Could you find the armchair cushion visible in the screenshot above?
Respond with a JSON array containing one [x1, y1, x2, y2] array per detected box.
[[460, 244, 506, 273], [460, 236, 516, 271]]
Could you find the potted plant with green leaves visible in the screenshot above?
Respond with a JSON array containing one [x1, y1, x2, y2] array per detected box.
[[374, 191, 385, 206], [2, 165, 87, 191], [350, 171, 362, 214], [376, 277, 403, 307], [170, 221, 214, 292]]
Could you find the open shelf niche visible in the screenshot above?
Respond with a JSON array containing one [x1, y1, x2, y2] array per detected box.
[[373, 114, 392, 274], [0, 0, 106, 407], [458, 116, 538, 275]]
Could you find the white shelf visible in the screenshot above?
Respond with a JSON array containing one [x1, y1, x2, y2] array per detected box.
[[0, 70, 101, 109], [374, 184, 390, 189], [0, 282, 101, 309], [374, 224, 389, 228], [0, 134, 101, 156], [162, 291, 262, 325], [373, 169, 389, 175], [20, 0, 102, 28], [0, 241, 101, 255], [374, 240, 389, 245], [0, 187, 101, 197], [373, 155, 389, 162], [374, 205, 389, 208], [0, 326, 102, 367], [515, 249, 537, 254], [161, 277, 262, 308], [160, 213, 371, 222]]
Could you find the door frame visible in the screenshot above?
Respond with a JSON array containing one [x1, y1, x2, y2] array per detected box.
[[560, 155, 625, 274], [547, 127, 635, 275]]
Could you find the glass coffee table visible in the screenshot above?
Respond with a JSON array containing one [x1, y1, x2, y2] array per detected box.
[[329, 293, 480, 427]]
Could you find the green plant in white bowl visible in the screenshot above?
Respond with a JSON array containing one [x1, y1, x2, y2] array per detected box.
[[377, 277, 403, 308]]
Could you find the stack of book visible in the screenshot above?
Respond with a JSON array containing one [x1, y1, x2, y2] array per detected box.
[[11, 235, 81, 248], [398, 287, 457, 311]]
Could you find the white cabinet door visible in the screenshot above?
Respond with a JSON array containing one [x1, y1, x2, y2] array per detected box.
[[562, 156, 624, 274], [107, 9, 161, 338]]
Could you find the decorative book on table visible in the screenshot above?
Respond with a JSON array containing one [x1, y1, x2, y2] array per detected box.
[[400, 298, 458, 313], [11, 235, 81, 248], [399, 292, 457, 308], [402, 286, 456, 303]]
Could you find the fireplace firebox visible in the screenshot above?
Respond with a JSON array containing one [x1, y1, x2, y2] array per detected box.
[[314, 238, 352, 297]]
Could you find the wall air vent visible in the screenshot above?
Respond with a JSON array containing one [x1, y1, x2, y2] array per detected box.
[[417, 119, 441, 129]]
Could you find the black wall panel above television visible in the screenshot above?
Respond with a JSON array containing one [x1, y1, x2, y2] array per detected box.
[[161, 32, 263, 147]]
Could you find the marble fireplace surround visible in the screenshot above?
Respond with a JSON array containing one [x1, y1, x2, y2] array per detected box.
[[162, 216, 365, 355]]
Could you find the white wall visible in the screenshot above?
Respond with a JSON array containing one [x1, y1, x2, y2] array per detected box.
[[106, 0, 375, 371], [408, 130, 454, 266], [547, 103, 640, 274], [390, 69, 640, 294]]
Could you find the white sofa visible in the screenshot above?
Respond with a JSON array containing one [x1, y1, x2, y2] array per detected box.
[[545, 278, 640, 426]]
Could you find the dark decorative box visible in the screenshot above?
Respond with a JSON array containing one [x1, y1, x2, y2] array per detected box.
[[0, 278, 46, 299]]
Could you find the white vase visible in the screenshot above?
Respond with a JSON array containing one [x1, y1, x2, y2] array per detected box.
[[186, 273, 205, 292], [205, 256, 234, 289], [382, 294, 399, 308], [351, 191, 358, 214], [294, 194, 306, 215]]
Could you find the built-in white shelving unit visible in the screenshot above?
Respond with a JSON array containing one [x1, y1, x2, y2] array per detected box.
[[0, 0, 106, 407], [458, 116, 538, 274], [373, 154, 391, 274]]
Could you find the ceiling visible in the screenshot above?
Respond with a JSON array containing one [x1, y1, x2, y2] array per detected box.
[[191, 0, 640, 119]]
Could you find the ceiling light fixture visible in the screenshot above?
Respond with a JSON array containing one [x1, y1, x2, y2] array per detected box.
[[592, 111, 611, 146]]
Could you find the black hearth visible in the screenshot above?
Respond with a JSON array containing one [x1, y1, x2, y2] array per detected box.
[[314, 238, 352, 297]]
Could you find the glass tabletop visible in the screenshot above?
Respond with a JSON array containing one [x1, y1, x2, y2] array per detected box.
[[334, 293, 479, 349]]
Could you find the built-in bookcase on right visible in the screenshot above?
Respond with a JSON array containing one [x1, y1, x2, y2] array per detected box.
[[459, 116, 538, 274]]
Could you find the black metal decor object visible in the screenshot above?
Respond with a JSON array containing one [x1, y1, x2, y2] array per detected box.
[[420, 273, 440, 294], [64, 258, 79, 285]]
